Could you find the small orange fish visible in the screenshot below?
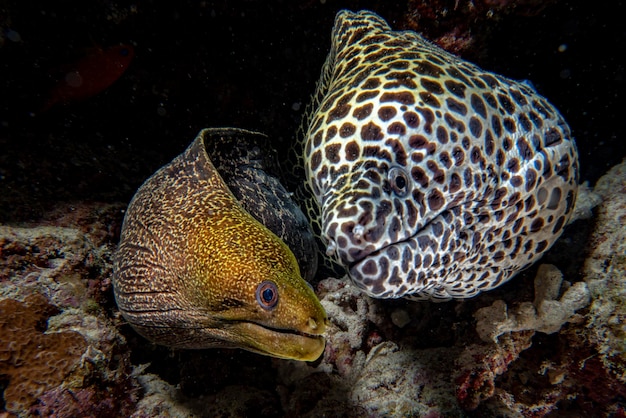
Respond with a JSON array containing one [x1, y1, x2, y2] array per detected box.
[[40, 44, 134, 112]]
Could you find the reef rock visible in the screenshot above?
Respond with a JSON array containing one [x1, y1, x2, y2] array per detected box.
[[474, 264, 590, 343]]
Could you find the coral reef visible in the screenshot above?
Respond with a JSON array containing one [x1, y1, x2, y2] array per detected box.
[[474, 264, 590, 343], [0, 202, 138, 417], [0, 294, 87, 413], [403, 0, 558, 55], [454, 330, 534, 411], [583, 159, 626, 370], [274, 277, 463, 417]]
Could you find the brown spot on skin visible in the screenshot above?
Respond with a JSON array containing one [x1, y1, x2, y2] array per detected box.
[[544, 127, 564, 147], [378, 106, 397, 121], [403, 111, 420, 128], [313, 131, 323, 147], [381, 91, 415, 105], [536, 240, 548, 253], [510, 88, 528, 106], [452, 146, 465, 166], [517, 137, 533, 160], [340, 123, 356, 138], [356, 90, 379, 102], [409, 134, 429, 149], [503, 117, 516, 134], [495, 149, 505, 166], [491, 115, 502, 137], [384, 71, 418, 89], [325, 144, 341, 164], [463, 168, 472, 188], [411, 166, 429, 188], [416, 108, 435, 133], [411, 153, 423, 163], [419, 92, 441, 108], [436, 126, 448, 144], [326, 126, 337, 142], [362, 78, 381, 90], [446, 67, 471, 85], [470, 146, 481, 164], [480, 74, 499, 89], [525, 195, 536, 212], [385, 138, 408, 166], [363, 145, 392, 162], [427, 160, 445, 184], [345, 141, 360, 161], [470, 93, 487, 119], [361, 122, 384, 141], [389, 60, 410, 70], [414, 60, 444, 77], [469, 117, 482, 138], [507, 158, 520, 173], [484, 131, 495, 156], [518, 113, 532, 132], [510, 175, 523, 188], [439, 151, 452, 169], [446, 97, 468, 116], [525, 169, 538, 192], [421, 78, 444, 94], [444, 79, 467, 98], [530, 217, 544, 233], [327, 92, 355, 122], [449, 173, 461, 193], [471, 77, 486, 89], [353, 103, 373, 120], [387, 122, 406, 136], [310, 150, 322, 171], [427, 189, 445, 211], [497, 93, 516, 114], [444, 113, 465, 132], [361, 259, 378, 276], [503, 137, 513, 152], [482, 94, 497, 112], [529, 111, 543, 129], [553, 215, 565, 234]]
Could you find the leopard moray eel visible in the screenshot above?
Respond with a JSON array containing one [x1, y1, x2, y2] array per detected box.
[[113, 128, 327, 361], [297, 10, 579, 300]]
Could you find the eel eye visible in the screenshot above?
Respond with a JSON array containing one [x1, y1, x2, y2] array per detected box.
[[256, 281, 279, 310], [388, 167, 409, 197]]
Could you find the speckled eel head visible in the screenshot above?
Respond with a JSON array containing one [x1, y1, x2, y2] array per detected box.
[[113, 129, 327, 361], [300, 10, 578, 300]]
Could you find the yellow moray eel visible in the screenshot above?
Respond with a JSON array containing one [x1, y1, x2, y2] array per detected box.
[[113, 128, 327, 361], [298, 10, 579, 300]]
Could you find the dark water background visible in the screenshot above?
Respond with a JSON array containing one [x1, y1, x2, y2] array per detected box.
[[1, 0, 624, 221]]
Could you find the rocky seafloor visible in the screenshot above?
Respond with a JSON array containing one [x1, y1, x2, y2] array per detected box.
[[0, 160, 625, 417], [1, 1, 625, 417]]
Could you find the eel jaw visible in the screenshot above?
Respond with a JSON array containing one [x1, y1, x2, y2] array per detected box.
[[229, 321, 326, 361], [346, 231, 422, 299]]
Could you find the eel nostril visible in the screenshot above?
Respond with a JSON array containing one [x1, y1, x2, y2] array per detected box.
[[352, 224, 365, 240]]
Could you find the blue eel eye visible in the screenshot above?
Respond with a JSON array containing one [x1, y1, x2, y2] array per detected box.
[[256, 281, 279, 310]]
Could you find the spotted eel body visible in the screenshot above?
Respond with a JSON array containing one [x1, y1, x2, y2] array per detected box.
[[299, 10, 578, 300], [113, 128, 327, 361]]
